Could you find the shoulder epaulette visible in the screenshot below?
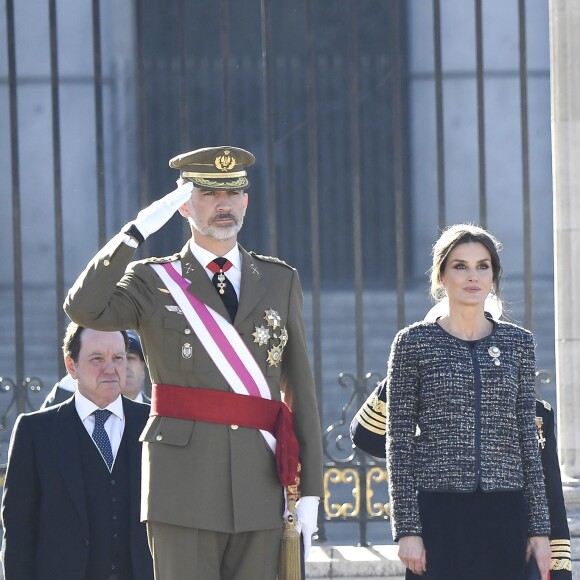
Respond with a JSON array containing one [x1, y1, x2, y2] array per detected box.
[[541, 399, 552, 411], [136, 254, 180, 266], [249, 251, 295, 270]]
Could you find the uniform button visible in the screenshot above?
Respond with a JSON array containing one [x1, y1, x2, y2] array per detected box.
[[112, 514, 118, 520], [113, 533, 118, 539], [231, 424, 238, 430], [112, 497, 117, 502], [111, 480, 116, 485], [156, 434, 163, 441], [103, 259, 110, 266], [184, 328, 191, 335]]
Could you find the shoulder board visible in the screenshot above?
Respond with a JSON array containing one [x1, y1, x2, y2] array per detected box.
[[139, 254, 180, 265], [249, 251, 294, 270], [540, 399, 552, 411]]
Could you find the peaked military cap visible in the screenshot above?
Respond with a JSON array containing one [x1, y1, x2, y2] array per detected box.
[[126, 329, 144, 360], [169, 146, 255, 190]]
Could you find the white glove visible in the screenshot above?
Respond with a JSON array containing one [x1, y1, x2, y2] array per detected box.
[[295, 496, 319, 561], [125, 181, 193, 240]]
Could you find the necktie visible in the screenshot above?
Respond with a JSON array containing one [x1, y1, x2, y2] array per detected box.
[[92, 409, 114, 470], [207, 257, 239, 322]]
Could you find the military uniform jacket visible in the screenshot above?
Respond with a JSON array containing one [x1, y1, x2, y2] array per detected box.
[[535, 400, 572, 578], [64, 235, 323, 533], [386, 320, 550, 541]]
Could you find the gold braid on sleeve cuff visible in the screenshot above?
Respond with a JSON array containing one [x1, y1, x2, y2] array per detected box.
[[550, 539, 572, 571], [354, 393, 386, 435]]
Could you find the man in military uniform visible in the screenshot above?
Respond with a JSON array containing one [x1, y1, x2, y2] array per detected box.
[[64, 146, 323, 580], [530, 400, 572, 579]]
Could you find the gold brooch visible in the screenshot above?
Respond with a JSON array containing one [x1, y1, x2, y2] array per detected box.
[[488, 346, 501, 366]]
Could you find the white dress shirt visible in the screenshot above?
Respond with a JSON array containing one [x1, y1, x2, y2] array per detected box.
[[74, 391, 125, 468], [189, 239, 241, 298]]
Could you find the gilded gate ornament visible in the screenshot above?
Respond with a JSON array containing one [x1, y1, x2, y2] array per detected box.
[[322, 466, 390, 519], [366, 467, 390, 518], [323, 467, 360, 518]]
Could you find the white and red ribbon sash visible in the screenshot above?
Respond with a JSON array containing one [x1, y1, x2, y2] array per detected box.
[[151, 262, 276, 452]]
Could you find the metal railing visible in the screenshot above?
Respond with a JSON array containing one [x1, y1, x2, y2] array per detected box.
[[1, 0, 553, 546]]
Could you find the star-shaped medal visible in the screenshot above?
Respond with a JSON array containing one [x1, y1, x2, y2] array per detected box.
[[264, 309, 281, 329], [267, 344, 283, 367], [252, 325, 271, 346]]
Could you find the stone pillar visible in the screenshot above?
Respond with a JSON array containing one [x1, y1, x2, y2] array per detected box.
[[550, 1, 580, 489]]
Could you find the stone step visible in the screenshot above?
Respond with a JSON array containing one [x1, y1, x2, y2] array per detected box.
[[306, 541, 580, 578]]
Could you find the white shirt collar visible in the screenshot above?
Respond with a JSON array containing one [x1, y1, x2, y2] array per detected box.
[[74, 390, 125, 423], [59, 373, 77, 393], [189, 239, 241, 273]]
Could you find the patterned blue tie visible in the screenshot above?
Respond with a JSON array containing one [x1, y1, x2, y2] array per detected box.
[[92, 409, 114, 470]]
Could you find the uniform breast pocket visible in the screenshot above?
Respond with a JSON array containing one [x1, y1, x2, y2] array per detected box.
[[163, 314, 212, 373]]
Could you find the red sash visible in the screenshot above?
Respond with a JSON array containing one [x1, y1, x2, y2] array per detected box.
[[151, 384, 299, 487]]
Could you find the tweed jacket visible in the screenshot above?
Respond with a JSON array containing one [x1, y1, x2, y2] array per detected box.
[[385, 319, 550, 541], [64, 236, 323, 533]]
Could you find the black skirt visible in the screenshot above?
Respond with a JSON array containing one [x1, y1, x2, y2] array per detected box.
[[405, 488, 528, 580]]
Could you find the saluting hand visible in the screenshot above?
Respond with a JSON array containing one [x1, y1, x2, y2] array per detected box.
[[125, 181, 193, 241], [527, 536, 551, 580], [398, 535, 427, 576]]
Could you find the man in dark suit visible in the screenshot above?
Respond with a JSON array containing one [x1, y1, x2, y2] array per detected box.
[[41, 330, 150, 408], [1, 323, 153, 580], [64, 146, 323, 579]]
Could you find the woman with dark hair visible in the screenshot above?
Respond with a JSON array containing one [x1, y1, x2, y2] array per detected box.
[[386, 224, 551, 579]]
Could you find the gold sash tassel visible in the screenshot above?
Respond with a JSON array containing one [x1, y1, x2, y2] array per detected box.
[[278, 469, 302, 580]]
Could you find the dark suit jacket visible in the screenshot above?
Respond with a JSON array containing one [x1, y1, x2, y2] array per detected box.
[[40, 383, 75, 409], [1, 396, 153, 580]]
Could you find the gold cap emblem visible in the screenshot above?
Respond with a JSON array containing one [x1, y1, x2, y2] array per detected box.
[[214, 150, 237, 172]]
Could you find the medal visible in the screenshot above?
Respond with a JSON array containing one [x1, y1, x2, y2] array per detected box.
[[535, 416, 546, 449], [217, 272, 226, 295], [254, 309, 288, 366], [252, 325, 271, 346]]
